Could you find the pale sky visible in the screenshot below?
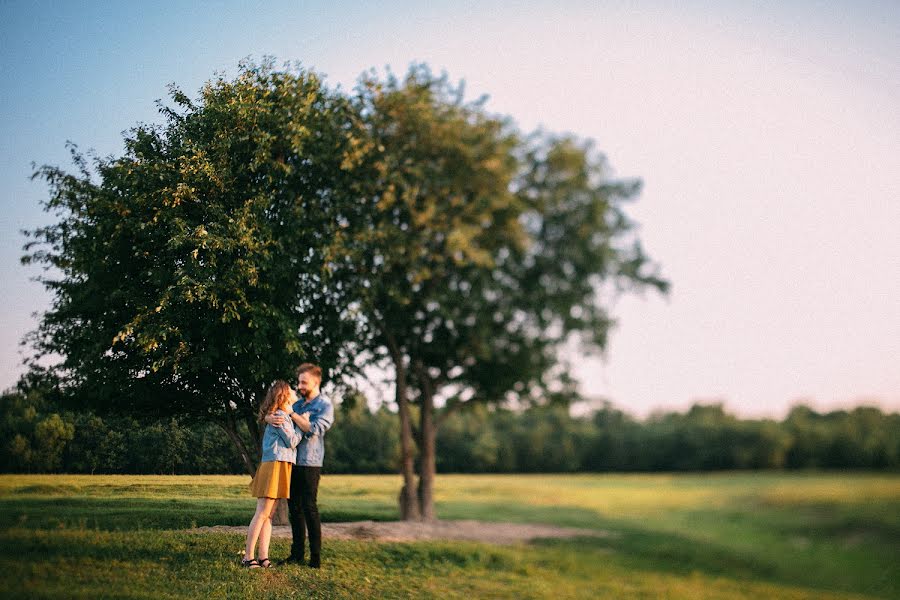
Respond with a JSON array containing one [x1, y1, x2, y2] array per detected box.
[[1, 0, 898, 418]]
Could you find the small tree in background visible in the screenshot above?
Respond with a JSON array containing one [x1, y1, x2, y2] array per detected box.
[[346, 66, 669, 519]]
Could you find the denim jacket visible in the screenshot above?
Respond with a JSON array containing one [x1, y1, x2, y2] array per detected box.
[[259, 409, 302, 464], [292, 394, 334, 467]]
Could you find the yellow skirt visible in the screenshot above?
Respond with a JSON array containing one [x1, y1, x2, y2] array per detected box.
[[248, 460, 293, 499]]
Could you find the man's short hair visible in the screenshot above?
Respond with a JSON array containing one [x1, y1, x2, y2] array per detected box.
[[296, 363, 322, 381]]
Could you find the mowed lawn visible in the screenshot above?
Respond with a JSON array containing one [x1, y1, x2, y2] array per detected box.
[[0, 473, 897, 599]]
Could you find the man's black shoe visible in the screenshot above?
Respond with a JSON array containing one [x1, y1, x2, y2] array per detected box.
[[308, 554, 321, 569], [278, 555, 304, 566]]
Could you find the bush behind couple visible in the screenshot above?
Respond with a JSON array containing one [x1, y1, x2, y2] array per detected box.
[[243, 362, 334, 569]]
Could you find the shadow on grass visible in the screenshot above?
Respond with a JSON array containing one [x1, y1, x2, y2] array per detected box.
[[372, 542, 515, 572], [0, 527, 245, 565], [535, 522, 896, 599], [435, 501, 605, 530], [433, 498, 896, 598], [0, 497, 399, 531], [434, 503, 787, 587], [0, 527, 513, 572], [757, 499, 900, 545]]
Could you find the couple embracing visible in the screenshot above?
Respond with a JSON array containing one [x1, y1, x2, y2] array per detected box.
[[243, 363, 334, 569]]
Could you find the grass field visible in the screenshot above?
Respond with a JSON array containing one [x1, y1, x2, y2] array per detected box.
[[0, 472, 897, 599]]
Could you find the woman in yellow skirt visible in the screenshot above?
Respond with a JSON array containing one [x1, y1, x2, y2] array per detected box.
[[243, 380, 303, 568]]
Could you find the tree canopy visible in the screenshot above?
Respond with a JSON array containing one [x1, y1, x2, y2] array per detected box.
[[341, 66, 668, 517], [24, 59, 366, 471]]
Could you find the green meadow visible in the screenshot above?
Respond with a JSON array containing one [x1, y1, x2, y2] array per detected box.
[[0, 473, 897, 599]]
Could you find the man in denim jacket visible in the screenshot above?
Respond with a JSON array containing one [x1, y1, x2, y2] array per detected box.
[[265, 362, 334, 568]]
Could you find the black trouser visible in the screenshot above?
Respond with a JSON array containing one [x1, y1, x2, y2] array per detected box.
[[288, 466, 321, 558]]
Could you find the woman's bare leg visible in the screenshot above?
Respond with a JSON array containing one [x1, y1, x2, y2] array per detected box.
[[258, 501, 276, 560], [245, 497, 276, 559]]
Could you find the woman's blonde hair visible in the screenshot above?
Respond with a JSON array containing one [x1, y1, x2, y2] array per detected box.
[[258, 380, 294, 423]]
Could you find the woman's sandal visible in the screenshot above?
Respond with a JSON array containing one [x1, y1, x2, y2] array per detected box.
[[258, 558, 272, 568], [241, 558, 260, 569]]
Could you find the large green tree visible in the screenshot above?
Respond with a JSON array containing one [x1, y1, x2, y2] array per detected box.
[[23, 59, 365, 473], [345, 66, 669, 519]]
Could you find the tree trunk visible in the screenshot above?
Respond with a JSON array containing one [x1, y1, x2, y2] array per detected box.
[[386, 330, 420, 521], [397, 363, 422, 521], [244, 411, 263, 463], [273, 499, 290, 525], [219, 419, 255, 476], [415, 363, 437, 521]]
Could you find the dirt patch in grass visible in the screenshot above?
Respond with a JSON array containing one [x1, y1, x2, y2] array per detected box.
[[192, 520, 612, 545]]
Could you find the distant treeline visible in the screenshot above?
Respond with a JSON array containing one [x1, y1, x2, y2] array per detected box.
[[2, 386, 897, 474]]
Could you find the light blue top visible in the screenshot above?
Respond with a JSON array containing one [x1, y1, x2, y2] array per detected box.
[[259, 408, 302, 463], [292, 393, 334, 467]]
